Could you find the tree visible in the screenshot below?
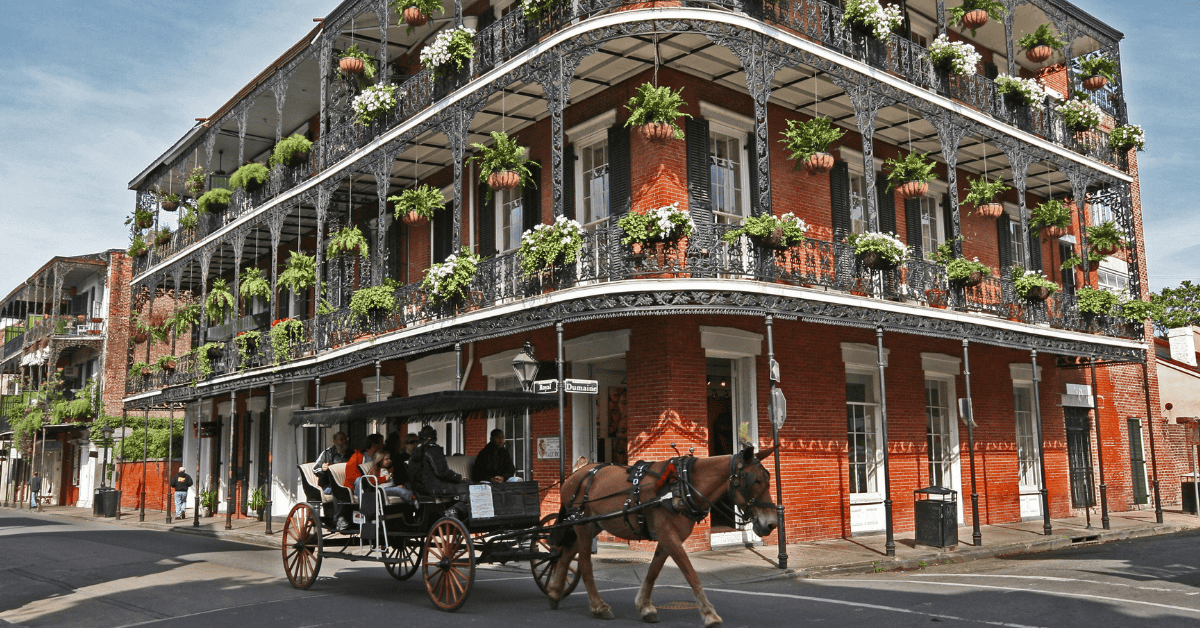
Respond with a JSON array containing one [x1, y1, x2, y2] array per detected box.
[[1154, 280, 1200, 334]]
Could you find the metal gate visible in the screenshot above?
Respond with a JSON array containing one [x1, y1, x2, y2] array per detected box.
[[1064, 407, 1095, 509], [1127, 418, 1148, 505]]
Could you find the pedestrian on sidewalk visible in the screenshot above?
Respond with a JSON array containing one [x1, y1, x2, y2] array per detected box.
[[29, 472, 42, 509], [172, 467, 193, 520]]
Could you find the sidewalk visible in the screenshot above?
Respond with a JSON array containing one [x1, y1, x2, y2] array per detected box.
[[7, 501, 1196, 586]]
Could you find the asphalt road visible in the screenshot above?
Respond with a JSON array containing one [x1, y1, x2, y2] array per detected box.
[[2, 510, 1199, 628]]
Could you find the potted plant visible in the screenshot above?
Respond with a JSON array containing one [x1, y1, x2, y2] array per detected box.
[[349, 278, 401, 325], [248, 486, 266, 521], [339, 43, 377, 78], [929, 34, 982, 77], [962, 176, 1009, 219], [155, 354, 177, 374], [623, 83, 693, 143], [327, 225, 370, 259], [127, 207, 154, 230], [239, 267, 271, 306], [1017, 24, 1066, 63], [721, 213, 808, 251], [420, 25, 475, 78], [198, 188, 232, 214], [179, 209, 199, 231], [153, 227, 173, 247], [841, 0, 904, 40], [1078, 54, 1118, 91], [422, 248, 483, 305], [206, 278, 235, 324], [1076, 286, 1120, 319], [270, 318, 306, 364], [520, 0, 556, 21], [1109, 124, 1145, 152], [160, 192, 180, 212], [166, 303, 200, 338], [1056, 98, 1102, 133], [779, 117, 844, 175], [1031, 198, 1071, 238], [199, 488, 218, 517], [128, 236, 149, 258], [1010, 267, 1058, 302], [193, 342, 225, 380], [469, 131, 539, 193], [1119, 298, 1162, 327], [229, 163, 269, 193], [389, 184, 445, 226], [128, 361, 152, 379], [235, 330, 261, 368], [884, 152, 937, 200], [619, 202, 696, 246], [185, 166, 206, 198], [519, 216, 585, 278], [933, 242, 991, 288], [279, 251, 316, 295], [269, 134, 313, 169], [1086, 220, 1125, 256], [995, 74, 1050, 108], [948, 0, 1005, 36], [351, 83, 398, 126], [848, 231, 910, 271], [392, 0, 442, 30]]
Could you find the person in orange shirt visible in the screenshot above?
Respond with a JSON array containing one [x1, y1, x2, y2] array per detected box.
[[347, 434, 384, 500]]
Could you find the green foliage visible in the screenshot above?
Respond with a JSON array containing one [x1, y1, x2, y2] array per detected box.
[[165, 303, 200, 337], [1031, 199, 1071, 233], [389, 184, 445, 221], [1010, 267, 1059, 299], [206, 279, 234, 323], [721, 213, 808, 248], [49, 377, 98, 423], [155, 354, 177, 372], [192, 342, 224, 381], [392, 0, 445, 33], [235, 330, 261, 370], [1076, 287, 1120, 316], [200, 488, 219, 510], [945, 256, 991, 284], [269, 134, 313, 168], [1086, 220, 1125, 253], [1109, 125, 1145, 152], [1079, 55, 1119, 82], [422, 248, 481, 304], [198, 188, 231, 214], [160, 192, 180, 205], [249, 486, 266, 512], [136, 313, 169, 345], [279, 251, 316, 294], [327, 225, 370, 259], [114, 421, 183, 461], [239, 267, 271, 304], [128, 236, 148, 257], [1154, 281, 1200, 330], [962, 176, 1010, 210], [619, 203, 696, 245], [470, 131, 539, 197], [883, 152, 937, 192], [847, 231, 910, 265], [349, 278, 401, 321], [229, 163, 269, 191], [178, 209, 199, 230], [1061, 253, 1082, 270], [519, 216, 585, 277], [1120, 298, 1163, 324], [420, 26, 475, 77], [521, 0, 556, 21], [947, 0, 1006, 36], [778, 118, 844, 167], [129, 361, 152, 379], [153, 227, 172, 246], [126, 206, 154, 229], [185, 166, 206, 196], [340, 44, 377, 81], [623, 84, 692, 139], [270, 318, 306, 364], [1018, 24, 1067, 52]]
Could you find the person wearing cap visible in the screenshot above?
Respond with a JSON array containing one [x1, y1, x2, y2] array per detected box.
[[172, 467, 193, 520], [408, 425, 464, 495]]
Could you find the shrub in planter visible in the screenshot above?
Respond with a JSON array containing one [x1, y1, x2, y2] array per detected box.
[[129, 361, 152, 379], [841, 0, 904, 40], [327, 225, 370, 259], [351, 84, 398, 126], [279, 251, 316, 295], [962, 176, 1010, 219], [270, 318, 306, 364], [153, 227, 173, 247], [420, 26, 475, 78], [1017, 24, 1066, 63], [185, 166, 206, 197], [128, 236, 149, 258], [239, 267, 271, 305], [519, 216, 585, 278], [235, 330, 261, 368], [995, 74, 1050, 107], [623, 83, 693, 142], [230, 163, 269, 192], [946, 257, 991, 287], [339, 43, 377, 79], [392, 0, 443, 31], [520, 0, 557, 21], [929, 34, 982, 76], [199, 489, 218, 515], [1031, 198, 1071, 238], [848, 231, 909, 270], [269, 134, 313, 168], [619, 202, 696, 246], [884, 152, 937, 199], [389, 184, 445, 225], [470, 131, 538, 194], [422, 248, 482, 305], [948, 0, 1005, 36], [198, 188, 232, 214], [178, 210, 199, 231], [160, 192, 180, 212], [1086, 220, 1125, 256], [1056, 98, 1102, 133], [1109, 124, 1145, 152], [349, 278, 401, 324], [248, 486, 266, 519], [206, 279, 235, 323], [721, 213, 808, 250], [1078, 54, 1118, 91], [779, 117, 844, 175], [165, 303, 200, 337], [155, 354, 177, 373], [1010, 267, 1058, 301], [192, 343, 225, 380], [127, 207, 154, 230], [1076, 286, 1120, 317]]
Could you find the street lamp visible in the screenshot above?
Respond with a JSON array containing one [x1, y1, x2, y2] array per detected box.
[[511, 341, 540, 392], [100, 426, 113, 489]]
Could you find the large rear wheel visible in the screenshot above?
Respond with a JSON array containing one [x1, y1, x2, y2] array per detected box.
[[384, 536, 422, 580], [282, 502, 323, 589], [531, 513, 581, 596], [423, 517, 475, 611]]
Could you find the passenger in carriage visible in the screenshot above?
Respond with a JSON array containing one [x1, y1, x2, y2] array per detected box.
[[409, 425, 465, 495], [473, 429, 518, 483], [313, 431, 352, 493], [365, 451, 417, 506], [347, 433, 384, 499], [383, 431, 412, 485]]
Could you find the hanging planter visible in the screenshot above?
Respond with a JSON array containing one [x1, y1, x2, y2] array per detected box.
[[1082, 75, 1107, 91], [995, 74, 1050, 108], [422, 249, 482, 306], [392, 0, 441, 30], [779, 117, 844, 176], [961, 10, 989, 31], [230, 163, 270, 194], [721, 213, 807, 251], [269, 134, 313, 169], [1031, 198, 1071, 239], [1018, 24, 1066, 64], [1056, 98, 1102, 133], [637, 122, 677, 143], [884, 152, 937, 200], [388, 184, 445, 226], [487, 171, 521, 191], [403, 6, 427, 27], [963, 176, 1010, 220], [1026, 46, 1053, 63], [849, 232, 909, 271], [624, 83, 692, 143], [1041, 225, 1066, 239], [198, 188, 231, 215], [803, 153, 835, 174], [1011, 268, 1058, 302], [894, 181, 929, 200], [1086, 221, 1125, 257], [160, 193, 180, 212], [948, 0, 1005, 37], [1078, 55, 1118, 92], [619, 202, 696, 247], [420, 26, 475, 79], [469, 131, 538, 195], [339, 44, 377, 79], [340, 56, 364, 75]]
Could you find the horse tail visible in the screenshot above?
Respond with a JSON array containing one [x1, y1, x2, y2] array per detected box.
[[548, 507, 577, 551]]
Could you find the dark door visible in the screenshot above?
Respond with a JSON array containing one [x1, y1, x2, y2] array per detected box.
[[1064, 407, 1095, 508], [1127, 418, 1149, 505], [706, 359, 735, 529], [238, 412, 252, 513], [257, 409, 271, 495]]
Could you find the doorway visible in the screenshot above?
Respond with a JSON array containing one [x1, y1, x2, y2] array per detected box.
[[1064, 407, 1095, 509], [1127, 418, 1148, 505], [706, 357, 758, 544]]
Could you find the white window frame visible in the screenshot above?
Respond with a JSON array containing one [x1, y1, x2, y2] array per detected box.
[[703, 326, 762, 546], [1097, 257, 1129, 297], [1005, 203, 1027, 268], [842, 342, 890, 535], [916, 180, 948, 259], [495, 186, 523, 255], [700, 103, 753, 226], [1011, 363, 1043, 520], [836, 147, 877, 236], [567, 110, 617, 233]]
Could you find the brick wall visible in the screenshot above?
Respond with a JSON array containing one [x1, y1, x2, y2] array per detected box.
[[115, 459, 175, 511]]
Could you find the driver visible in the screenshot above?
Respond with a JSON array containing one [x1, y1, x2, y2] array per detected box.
[[408, 425, 465, 495]]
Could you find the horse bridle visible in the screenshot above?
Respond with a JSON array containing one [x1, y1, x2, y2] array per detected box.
[[724, 453, 773, 526]]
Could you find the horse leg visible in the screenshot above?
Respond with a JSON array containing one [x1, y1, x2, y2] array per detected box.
[[546, 535, 578, 610], [576, 523, 615, 620], [658, 532, 722, 628], [634, 544, 670, 623]]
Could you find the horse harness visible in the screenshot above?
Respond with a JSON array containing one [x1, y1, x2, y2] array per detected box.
[[558, 458, 711, 541], [721, 452, 772, 527]]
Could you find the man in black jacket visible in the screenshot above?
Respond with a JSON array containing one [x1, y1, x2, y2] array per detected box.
[[472, 429, 517, 482], [313, 431, 351, 492], [172, 467, 193, 520], [409, 426, 464, 495]]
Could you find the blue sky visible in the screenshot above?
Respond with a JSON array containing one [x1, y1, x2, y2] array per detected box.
[[0, 0, 1195, 294]]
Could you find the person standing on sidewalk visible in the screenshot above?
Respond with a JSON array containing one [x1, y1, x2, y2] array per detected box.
[[29, 472, 42, 509], [172, 467, 193, 520]]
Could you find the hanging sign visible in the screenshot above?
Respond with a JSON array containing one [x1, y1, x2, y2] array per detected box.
[[771, 388, 787, 430], [537, 436, 560, 460]]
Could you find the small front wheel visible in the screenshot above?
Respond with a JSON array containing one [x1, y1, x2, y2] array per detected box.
[[384, 536, 422, 581], [531, 513, 581, 596], [423, 517, 475, 611], [282, 503, 323, 589]]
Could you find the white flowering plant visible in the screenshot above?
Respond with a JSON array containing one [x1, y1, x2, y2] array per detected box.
[[842, 0, 904, 41], [1009, 267, 1059, 300], [929, 34, 981, 76], [352, 84, 398, 126], [995, 74, 1050, 107], [421, 248, 482, 305], [1056, 98, 1103, 132], [420, 26, 475, 78], [1109, 124, 1145, 151], [721, 213, 809, 248], [847, 231, 910, 267], [521, 0, 556, 21], [518, 215, 585, 278], [617, 202, 695, 245]]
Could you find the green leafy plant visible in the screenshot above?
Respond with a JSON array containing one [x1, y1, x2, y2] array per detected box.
[[962, 176, 1010, 210], [422, 248, 482, 304], [883, 152, 937, 192], [391, 0, 445, 33], [135, 312, 169, 345], [841, 0, 904, 40], [1010, 267, 1059, 300], [154, 354, 178, 372], [160, 191, 180, 206], [269, 318, 306, 364], [248, 486, 266, 513], [847, 231, 910, 266], [192, 342, 225, 380], [165, 303, 200, 337], [947, 0, 1006, 37], [420, 25, 475, 77], [349, 278, 401, 322], [1154, 281, 1200, 330], [235, 330, 261, 370], [470, 131, 539, 193], [352, 84, 398, 126], [269, 134, 313, 168], [520, 0, 556, 20], [198, 188, 231, 214], [229, 163, 269, 191], [619, 203, 697, 245], [206, 279, 235, 323], [200, 488, 218, 511], [178, 209, 199, 230], [1056, 98, 1102, 133], [127, 236, 149, 258], [721, 213, 808, 248], [185, 166, 206, 197], [1076, 286, 1120, 316], [779, 118, 844, 167], [1061, 253, 1083, 270], [128, 361, 152, 379], [995, 74, 1049, 106], [929, 34, 982, 76], [1018, 24, 1067, 52], [153, 227, 172, 246], [1119, 298, 1163, 324], [327, 225, 370, 259], [339, 43, 377, 81], [239, 267, 271, 304], [519, 216, 585, 278], [1031, 198, 1071, 234], [1109, 124, 1145, 152], [126, 207, 154, 230], [1086, 220, 1125, 254], [279, 251, 316, 294], [389, 184, 445, 221], [623, 83, 692, 140], [1079, 55, 1119, 82], [945, 256, 991, 284]]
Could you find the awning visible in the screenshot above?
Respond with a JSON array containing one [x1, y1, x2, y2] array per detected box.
[[287, 390, 559, 427]]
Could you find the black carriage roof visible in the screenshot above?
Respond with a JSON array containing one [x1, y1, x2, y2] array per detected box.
[[287, 390, 558, 427]]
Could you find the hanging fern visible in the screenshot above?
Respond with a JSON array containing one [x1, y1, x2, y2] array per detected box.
[[279, 251, 316, 294], [165, 303, 200, 337], [327, 225, 370, 259], [206, 279, 235, 323], [239, 267, 271, 304]]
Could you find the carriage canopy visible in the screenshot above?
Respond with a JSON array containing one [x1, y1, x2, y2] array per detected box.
[[286, 390, 557, 427]]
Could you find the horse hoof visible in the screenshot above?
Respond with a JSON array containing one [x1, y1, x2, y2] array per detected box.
[[548, 598, 559, 611], [642, 612, 659, 623], [594, 609, 615, 620]]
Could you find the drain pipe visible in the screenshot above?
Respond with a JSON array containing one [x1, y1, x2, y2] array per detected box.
[[458, 342, 475, 390]]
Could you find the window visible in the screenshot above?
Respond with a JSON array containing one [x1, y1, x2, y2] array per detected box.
[[846, 372, 880, 494], [579, 138, 609, 229], [1014, 385, 1040, 488], [1097, 257, 1129, 296], [919, 196, 942, 259], [1008, 207, 1027, 268], [489, 375, 528, 480], [1091, 195, 1115, 225], [710, 131, 746, 223], [926, 379, 953, 488], [849, 172, 869, 235], [497, 188, 522, 253]]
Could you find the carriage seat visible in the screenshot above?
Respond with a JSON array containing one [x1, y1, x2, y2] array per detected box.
[[445, 455, 475, 481], [298, 463, 333, 504], [357, 462, 412, 506], [326, 463, 357, 504]]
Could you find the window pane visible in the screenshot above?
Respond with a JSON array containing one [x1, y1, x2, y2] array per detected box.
[[581, 140, 609, 227], [1010, 219, 1027, 267], [846, 372, 879, 494], [499, 188, 522, 252], [710, 132, 744, 222], [850, 173, 867, 235], [920, 197, 940, 258], [1014, 385, 1040, 487], [926, 379, 952, 488]]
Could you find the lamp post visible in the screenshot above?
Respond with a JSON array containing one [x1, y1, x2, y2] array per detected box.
[[512, 341, 540, 481]]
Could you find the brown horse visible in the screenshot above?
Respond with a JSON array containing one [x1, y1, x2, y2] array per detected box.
[[546, 446, 778, 628]]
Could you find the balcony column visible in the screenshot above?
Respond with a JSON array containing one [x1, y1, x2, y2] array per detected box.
[[447, 109, 466, 250], [1117, 182, 1141, 301], [199, 248, 214, 345], [1030, 349, 1052, 536], [51, 263, 64, 326], [454, 0, 462, 26], [374, 1, 390, 84], [998, 142, 1036, 279], [193, 401, 203, 527], [830, 78, 895, 232], [166, 405, 174, 524], [146, 280, 157, 369], [370, 156, 394, 280], [1089, 357, 1110, 529], [1002, 7, 1017, 76], [265, 382, 276, 535], [931, 117, 968, 256], [272, 78, 289, 146], [314, 184, 333, 349], [318, 35, 333, 170], [876, 327, 895, 556], [171, 268, 183, 360], [230, 231, 248, 345], [204, 132, 217, 180], [268, 208, 285, 325], [1067, 170, 1093, 283], [140, 407, 149, 522], [936, 0, 946, 37], [226, 390, 237, 530]]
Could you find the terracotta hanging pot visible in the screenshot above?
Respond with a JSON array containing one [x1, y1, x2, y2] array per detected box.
[[1093, 243, 1120, 256], [637, 122, 676, 143], [975, 203, 1004, 219], [401, 211, 428, 227], [402, 6, 428, 27], [895, 181, 929, 200], [802, 152, 835, 175], [956, 271, 986, 288], [161, 201, 178, 212], [1040, 225, 1066, 239], [488, 171, 520, 191], [1026, 45, 1053, 63], [1024, 286, 1052, 302], [961, 9, 990, 31], [1082, 75, 1108, 91], [858, 251, 898, 271], [339, 57, 365, 75]]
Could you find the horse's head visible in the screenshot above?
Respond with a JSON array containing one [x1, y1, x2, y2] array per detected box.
[[728, 445, 778, 538]]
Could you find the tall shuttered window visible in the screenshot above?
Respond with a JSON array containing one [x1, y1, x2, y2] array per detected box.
[[579, 138, 610, 228], [847, 372, 881, 494], [497, 189, 523, 253], [710, 131, 746, 224]]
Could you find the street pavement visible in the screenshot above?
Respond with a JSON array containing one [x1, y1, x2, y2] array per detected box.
[[2, 505, 1199, 627]]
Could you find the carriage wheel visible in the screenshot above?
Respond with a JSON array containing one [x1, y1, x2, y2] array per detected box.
[[384, 536, 422, 581], [531, 513, 581, 597], [423, 517, 476, 611], [282, 503, 323, 590]]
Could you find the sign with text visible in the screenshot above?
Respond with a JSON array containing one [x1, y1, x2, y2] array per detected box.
[[468, 484, 495, 519], [537, 436, 560, 460], [533, 379, 558, 394], [564, 379, 599, 394]]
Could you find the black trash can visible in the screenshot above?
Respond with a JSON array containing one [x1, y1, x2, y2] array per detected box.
[[94, 487, 119, 518], [914, 486, 958, 548], [1182, 479, 1198, 515]]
